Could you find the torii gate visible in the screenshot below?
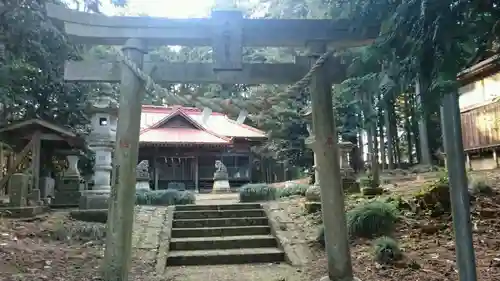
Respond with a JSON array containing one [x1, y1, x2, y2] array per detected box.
[[46, 4, 378, 281]]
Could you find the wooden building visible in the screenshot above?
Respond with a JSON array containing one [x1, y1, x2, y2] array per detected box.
[[138, 105, 266, 192], [457, 54, 500, 170]]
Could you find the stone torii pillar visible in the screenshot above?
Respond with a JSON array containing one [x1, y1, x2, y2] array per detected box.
[[103, 38, 147, 281], [307, 42, 353, 281]]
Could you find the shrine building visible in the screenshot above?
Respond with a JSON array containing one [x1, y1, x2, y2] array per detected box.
[[137, 105, 266, 192]]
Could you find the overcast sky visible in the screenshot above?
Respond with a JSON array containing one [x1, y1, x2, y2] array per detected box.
[[100, 0, 217, 18]]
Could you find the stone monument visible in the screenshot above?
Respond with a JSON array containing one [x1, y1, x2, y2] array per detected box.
[[135, 160, 151, 192], [0, 173, 47, 217], [212, 160, 231, 193], [79, 84, 118, 209], [52, 150, 84, 206]]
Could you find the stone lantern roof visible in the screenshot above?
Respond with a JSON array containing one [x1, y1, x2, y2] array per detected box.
[[86, 83, 119, 114]]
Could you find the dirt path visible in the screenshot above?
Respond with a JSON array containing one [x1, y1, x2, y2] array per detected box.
[[165, 264, 304, 281]]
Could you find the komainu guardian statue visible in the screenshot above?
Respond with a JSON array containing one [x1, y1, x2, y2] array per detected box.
[[213, 160, 229, 183]]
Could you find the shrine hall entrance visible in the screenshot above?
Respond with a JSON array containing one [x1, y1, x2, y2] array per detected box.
[[155, 156, 195, 190]]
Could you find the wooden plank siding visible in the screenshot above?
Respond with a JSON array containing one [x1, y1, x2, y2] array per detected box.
[[461, 100, 500, 152]]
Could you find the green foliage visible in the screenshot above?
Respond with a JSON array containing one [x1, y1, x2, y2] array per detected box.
[[51, 221, 106, 242], [362, 187, 385, 196], [414, 174, 451, 215], [346, 200, 399, 239], [372, 236, 403, 264], [317, 200, 399, 246], [135, 190, 196, 206], [239, 183, 278, 202], [278, 183, 308, 198]]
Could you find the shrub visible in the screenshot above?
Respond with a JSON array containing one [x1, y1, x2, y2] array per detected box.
[[346, 200, 399, 238], [239, 183, 277, 202], [316, 201, 399, 246], [279, 183, 308, 198], [70, 209, 108, 223], [51, 221, 106, 242], [136, 189, 195, 206], [372, 236, 403, 264]]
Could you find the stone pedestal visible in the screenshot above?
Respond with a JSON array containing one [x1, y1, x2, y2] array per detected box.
[[52, 174, 83, 206], [135, 160, 151, 192], [79, 190, 110, 209], [212, 170, 231, 193], [212, 179, 231, 193]]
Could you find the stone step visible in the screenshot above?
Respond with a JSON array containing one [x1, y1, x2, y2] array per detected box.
[[166, 247, 285, 266], [171, 225, 271, 238], [169, 235, 278, 251], [175, 203, 262, 211], [172, 217, 269, 228], [173, 209, 265, 220]]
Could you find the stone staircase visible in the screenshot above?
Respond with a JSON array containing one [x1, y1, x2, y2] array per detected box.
[[167, 203, 285, 266]]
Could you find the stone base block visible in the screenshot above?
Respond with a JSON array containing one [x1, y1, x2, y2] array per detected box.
[[304, 201, 322, 214], [53, 176, 82, 207], [212, 180, 231, 194], [79, 192, 110, 210], [342, 178, 360, 194], [51, 191, 81, 207], [0, 206, 49, 218], [136, 181, 151, 192]]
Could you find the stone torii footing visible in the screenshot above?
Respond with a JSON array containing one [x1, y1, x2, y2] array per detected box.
[[46, 4, 378, 281]]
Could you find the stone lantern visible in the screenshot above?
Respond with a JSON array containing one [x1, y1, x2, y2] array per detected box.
[[79, 83, 119, 209], [339, 141, 359, 193], [303, 106, 321, 202]]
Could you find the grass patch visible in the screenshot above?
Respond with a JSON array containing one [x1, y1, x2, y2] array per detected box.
[[136, 189, 195, 206], [372, 236, 403, 264], [278, 183, 309, 198], [317, 200, 399, 246], [239, 183, 278, 202]]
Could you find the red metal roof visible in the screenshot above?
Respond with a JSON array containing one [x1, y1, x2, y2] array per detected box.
[[140, 128, 230, 144], [139, 106, 266, 145]]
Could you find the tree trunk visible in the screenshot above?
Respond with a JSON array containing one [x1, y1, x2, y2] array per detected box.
[[379, 106, 386, 170], [364, 93, 380, 186], [390, 104, 401, 167], [358, 124, 364, 172], [384, 102, 395, 169], [404, 93, 413, 164], [415, 75, 432, 165]]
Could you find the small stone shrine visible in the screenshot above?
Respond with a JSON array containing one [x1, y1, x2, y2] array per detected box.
[[0, 173, 45, 217], [0, 119, 85, 214], [80, 84, 118, 209], [212, 160, 231, 193], [135, 160, 151, 191]]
